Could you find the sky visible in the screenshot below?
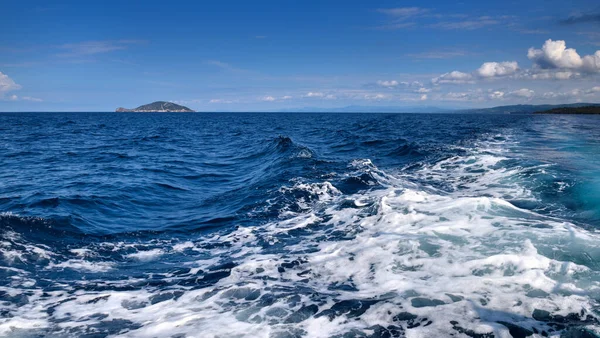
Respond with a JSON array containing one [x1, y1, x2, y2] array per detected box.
[[1, 0, 600, 112]]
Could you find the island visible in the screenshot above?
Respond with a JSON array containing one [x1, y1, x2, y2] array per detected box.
[[116, 101, 195, 112], [534, 106, 600, 115]]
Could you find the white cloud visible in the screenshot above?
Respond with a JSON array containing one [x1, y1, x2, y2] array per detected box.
[[281, 95, 293, 100], [436, 87, 538, 102], [442, 91, 478, 101], [209, 99, 234, 104], [416, 87, 431, 93], [302, 92, 336, 100], [206, 60, 232, 69], [528, 70, 579, 80], [302, 92, 336, 99], [5, 95, 43, 102], [58, 40, 145, 57], [261, 96, 276, 102], [0, 72, 21, 93], [432, 71, 474, 85], [541, 90, 582, 100], [377, 7, 428, 18], [376, 80, 399, 88], [489, 91, 505, 99], [420, 94, 428, 100], [476, 61, 519, 78], [428, 16, 502, 30], [401, 81, 424, 87], [205, 60, 249, 73], [364, 93, 386, 100], [435, 61, 518, 85], [509, 88, 535, 98], [528, 39, 600, 73], [583, 51, 600, 73], [431, 39, 599, 88]]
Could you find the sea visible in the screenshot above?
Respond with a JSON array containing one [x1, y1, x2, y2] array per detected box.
[[1, 112, 599, 337]]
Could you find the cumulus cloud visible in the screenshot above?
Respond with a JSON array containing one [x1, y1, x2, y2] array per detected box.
[[364, 93, 386, 100], [304, 92, 324, 98], [509, 88, 535, 98], [528, 39, 600, 73], [435, 87, 540, 102], [489, 91, 505, 99], [583, 52, 600, 73], [528, 39, 583, 69], [484, 88, 535, 101], [259, 95, 293, 102], [402, 81, 424, 88], [476, 61, 519, 78], [0, 72, 21, 93], [435, 61, 519, 84], [431, 71, 474, 85], [442, 91, 482, 101], [376, 80, 399, 88], [420, 94, 428, 100], [431, 39, 600, 87], [302, 92, 336, 99]]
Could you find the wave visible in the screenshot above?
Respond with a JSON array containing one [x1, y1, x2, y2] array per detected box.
[[271, 136, 316, 159], [2, 116, 600, 337], [5, 151, 597, 337], [388, 142, 424, 157]]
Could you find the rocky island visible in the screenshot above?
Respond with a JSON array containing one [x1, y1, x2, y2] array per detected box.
[[534, 105, 600, 115], [116, 101, 195, 112]]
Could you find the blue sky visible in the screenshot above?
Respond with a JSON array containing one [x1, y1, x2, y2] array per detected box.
[[1, 0, 599, 111]]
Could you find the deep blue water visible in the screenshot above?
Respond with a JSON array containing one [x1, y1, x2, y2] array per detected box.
[[1, 112, 600, 337]]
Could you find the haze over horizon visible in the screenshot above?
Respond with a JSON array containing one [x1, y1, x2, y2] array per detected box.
[[1, 0, 600, 112]]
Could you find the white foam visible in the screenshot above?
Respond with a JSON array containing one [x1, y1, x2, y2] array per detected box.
[[126, 249, 164, 261], [47, 259, 114, 272], [2, 134, 600, 337]]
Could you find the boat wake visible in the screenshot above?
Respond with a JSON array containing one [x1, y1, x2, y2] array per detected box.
[[2, 132, 599, 337]]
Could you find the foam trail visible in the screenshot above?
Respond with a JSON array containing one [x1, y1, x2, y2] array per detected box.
[[1, 132, 600, 337]]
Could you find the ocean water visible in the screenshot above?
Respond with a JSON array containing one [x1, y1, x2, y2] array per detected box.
[[1, 112, 600, 338]]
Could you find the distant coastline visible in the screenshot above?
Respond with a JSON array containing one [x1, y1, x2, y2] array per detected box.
[[533, 106, 600, 115]]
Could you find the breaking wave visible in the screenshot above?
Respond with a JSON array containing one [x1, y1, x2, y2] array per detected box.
[[1, 112, 600, 337]]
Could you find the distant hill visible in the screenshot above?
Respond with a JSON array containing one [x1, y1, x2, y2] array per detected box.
[[533, 106, 600, 115], [452, 103, 600, 114], [278, 105, 450, 113], [116, 101, 195, 112], [275, 103, 600, 114]]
